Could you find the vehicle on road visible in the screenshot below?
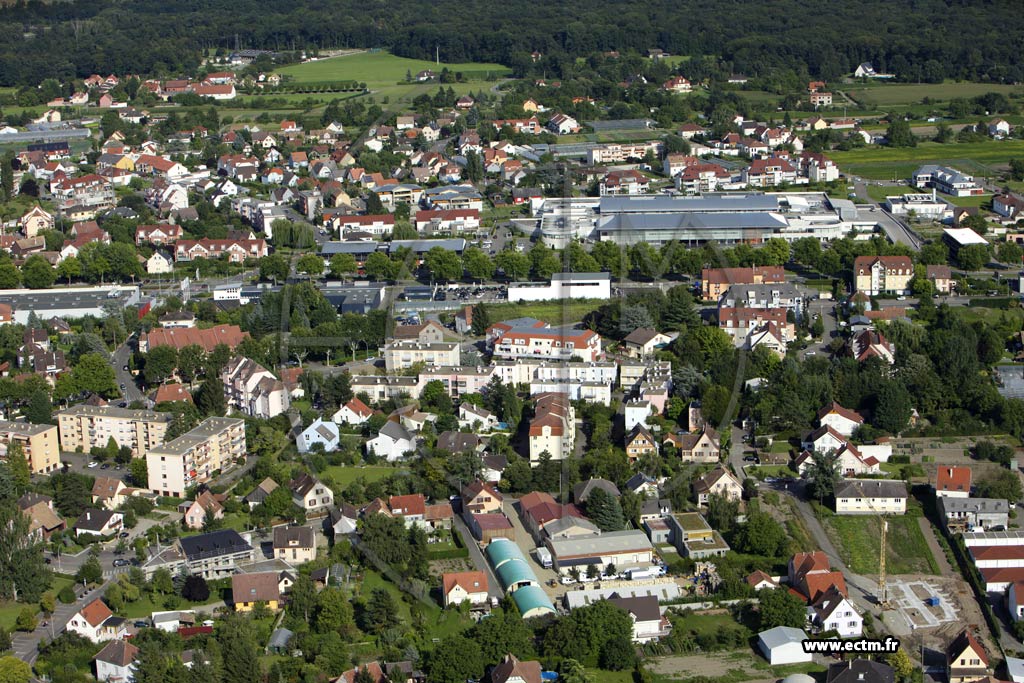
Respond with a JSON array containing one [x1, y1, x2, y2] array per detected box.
[[87, 461, 99, 468], [100, 463, 110, 469], [113, 559, 130, 567], [119, 531, 129, 538]]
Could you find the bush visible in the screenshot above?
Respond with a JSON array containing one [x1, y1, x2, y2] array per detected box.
[[58, 585, 76, 604]]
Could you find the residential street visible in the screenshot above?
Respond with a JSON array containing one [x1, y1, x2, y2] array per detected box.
[[451, 514, 504, 601]]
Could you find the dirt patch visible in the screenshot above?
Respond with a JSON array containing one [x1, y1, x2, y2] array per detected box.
[[650, 651, 812, 683]]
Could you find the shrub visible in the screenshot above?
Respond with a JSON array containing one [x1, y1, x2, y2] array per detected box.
[[58, 585, 76, 604]]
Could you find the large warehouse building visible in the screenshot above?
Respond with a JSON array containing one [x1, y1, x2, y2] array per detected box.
[[593, 193, 870, 246]]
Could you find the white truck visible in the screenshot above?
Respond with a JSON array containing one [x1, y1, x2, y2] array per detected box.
[[625, 566, 665, 581], [535, 547, 553, 569]]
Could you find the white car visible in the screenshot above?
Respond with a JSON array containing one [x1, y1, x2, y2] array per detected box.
[[87, 461, 99, 468]]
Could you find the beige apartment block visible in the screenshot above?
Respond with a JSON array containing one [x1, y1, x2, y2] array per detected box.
[[58, 405, 172, 457]]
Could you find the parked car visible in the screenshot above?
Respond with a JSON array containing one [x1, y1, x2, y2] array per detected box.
[[87, 461, 99, 468], [112, 559, 130, 567]]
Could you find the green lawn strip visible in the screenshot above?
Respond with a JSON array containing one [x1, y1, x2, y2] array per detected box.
[[483, 299, 604, 326], [276, 52, 509, 86], [822, 513, 938, 575], [320, 465, 401, 487]]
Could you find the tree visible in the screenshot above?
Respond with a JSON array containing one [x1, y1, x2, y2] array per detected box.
[[424, 247, 463, 282], [0, 504, 51, 602], [22, 389, 52, 425], [873, 381, 913, 434], [428, 634, 485, 683], [364, 252, 396, 281], [129, 459, 148, 487], [14, 607, 35, 632], [314, 587, 356, 637], [958, 244, 990, 271], [5, 443, 29, 491], [286, 574, 317, 626], [56, 256, 82, 285], [362, 587, 399, 635], [585, 487, 625, 531], [70, 353, 119, 397], [886, 116, 916, 147], [733, 512, 788, 556], [329, 253, 357, 279], [998, 241, 1023, 266], [195, 378, 226, 417], [150, 568, 174, 595], [76, 555, 103, 585], [258, 254, 289, 283], [494, 250, 530, 281], [705, 493, 740, 533], [887, 649, 915, 682], [218, 615, 261, 683], [758, 586, 806, 628], [470, 609, 534, 665], [463, 247, 495, 281], [599, 633, 636, 671], [21, 255, 55, 289], [662, 285, 700, 331], [976, 470, 1023, 501], [296, 253, 324, 276], [176, 345, 206, 386], [0, 656, 31, 683], [144, 345, 178, 385], [181, 576, 209, 602], [805, 451, 841, 502]]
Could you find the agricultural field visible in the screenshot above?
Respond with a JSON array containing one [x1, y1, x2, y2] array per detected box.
[[846, 81, 1024, 108], [276, 51, 509, 86], [831, 139, 1024, 180], [823, 512, 939, 575]]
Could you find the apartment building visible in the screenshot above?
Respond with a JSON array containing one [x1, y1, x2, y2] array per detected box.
[[718, 307, 795, 346], [701, 266, 785, 300], [418, 365, 495, 397], [528, 392, 575, 465], [221, 356, 290, 419], [146, 417, 246, 497], [349, 375, 424, 403], [853, 255, 913, 295], [383, 340, 460, 371], [489, 320, 602, 362], [0, 420, 60, 474], [58, 405, 171, 457]]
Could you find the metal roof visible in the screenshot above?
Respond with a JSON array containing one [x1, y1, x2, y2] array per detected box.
[[485, 537, 527, 569], [510, 584, 556, 617], [758, 626, 808, 649], [598, 212, 788, 232], [547, 529, 653, 558], [600, 194, 780, 214], [496, 558, 535, 590]]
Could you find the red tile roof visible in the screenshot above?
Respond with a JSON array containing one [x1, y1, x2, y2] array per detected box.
[[936, 466, 972, 494]]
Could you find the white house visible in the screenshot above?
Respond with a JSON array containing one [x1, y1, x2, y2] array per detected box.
[[442, 571, 490, 608], [144, 249, 174, 275], [608, 595, 672, 643], [1009, 581, 1024, 621], [816, 402, 864, 438], [94, 639, 139, 682], [67, 599, 127, 643], [332, 397, 374, 426], [289, 473, 334, 514], [297, 418, 340, 453], [808, 587, 863, 637], [458, 402, 498, 431], [801, 425, 847, 454], [758, 626, 812, 665], [366, 421, 416, 462], [624, 400, 653, 431]]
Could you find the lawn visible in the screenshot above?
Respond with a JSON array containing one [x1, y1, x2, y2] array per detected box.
[[831, 139, 1024, 180], [823, 513, 939, 575], [483, 299, 604, 326], [276, 51, 510, 86], [118, 593, 223, 619], [747, 464, 794, 479], [321, 464, 402, 487], [358, 569, 471, 641], [670, 610, 750, 638], [0, 575, 78, 629], [846, 81, 1024, 108], [951, 305, 1024, 326]]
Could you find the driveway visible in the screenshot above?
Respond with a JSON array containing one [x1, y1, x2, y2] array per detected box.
[[500, 499, 563, 602], [451, 515, 504, 601]]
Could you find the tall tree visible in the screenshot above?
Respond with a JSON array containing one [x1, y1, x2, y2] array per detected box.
[[218, 615, 261, 683], [585, 488, 626, 531], [0, 503, 51, 601]]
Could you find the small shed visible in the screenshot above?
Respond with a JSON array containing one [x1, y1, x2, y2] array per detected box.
[[757, 626, 812, 665], [268, 628, 295, 654]]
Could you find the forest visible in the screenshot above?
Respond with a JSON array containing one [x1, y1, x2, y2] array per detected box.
[[0, 0, 1022, 85]]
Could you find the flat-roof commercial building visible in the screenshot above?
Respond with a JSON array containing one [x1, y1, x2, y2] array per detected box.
[[594, 192, 869, 247], [58, 405, 172, 457], [546, 529, 655, 575], [0, 420, 60, 474], [507, 272, 611, 303], [146, 417, 246, 497], [0, 286, 141, 324]]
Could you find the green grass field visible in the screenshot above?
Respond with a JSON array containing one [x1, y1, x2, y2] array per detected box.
[[831, 139, 1024, 179], [823, 514, 939, 575], [485, 299, 604, 326], [846, 82, 1024, 108], [0, 575, 76, 629], [321, 464, 401, 487], [276, 51, 510, 86]]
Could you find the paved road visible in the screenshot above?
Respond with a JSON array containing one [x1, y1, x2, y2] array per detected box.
[[112, 341, 145, 404], [451, 514, 504, 601], [11, 579, 110, 665]]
